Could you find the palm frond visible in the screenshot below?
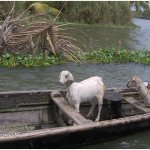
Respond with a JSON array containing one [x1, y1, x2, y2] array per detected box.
[[0, 3, 83, 62]]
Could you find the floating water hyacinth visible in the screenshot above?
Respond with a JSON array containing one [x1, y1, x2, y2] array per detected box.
[[0, 48, 150, 67]]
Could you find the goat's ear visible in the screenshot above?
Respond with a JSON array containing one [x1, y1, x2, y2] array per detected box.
[[66, 80, 73, 87]]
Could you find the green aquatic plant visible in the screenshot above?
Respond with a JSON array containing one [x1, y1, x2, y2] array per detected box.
[[0, 53, 62, 67], [76, 48, 150, 64], [1, 49, 150, 67]]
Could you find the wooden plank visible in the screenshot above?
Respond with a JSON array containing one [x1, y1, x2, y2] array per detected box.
[[124, 97, 150, 113], [53, 104, 67, 127], [0, 108, 54, 125], [104, 90, 123, 101], [1, 112, 150, 143], [122, 91, 139, 96], [50, 91, 93, 125], [0, 90, 52, 110], [0, 90, 52, 95]]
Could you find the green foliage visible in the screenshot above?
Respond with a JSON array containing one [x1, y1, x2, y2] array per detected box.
[[0, 2, 81, 62], [28, 2, 63, 17], [130, 1, 150, 15], [1, 49, 150, 68], [138, 7, 150, 19], [76, 48, 150, 64], [0, 2, 13, 20], [0, 53, 62, 67], [62, 1, 132, 25], [1, 1, 150, 25]]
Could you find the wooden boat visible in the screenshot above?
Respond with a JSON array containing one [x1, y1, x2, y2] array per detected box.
[[0, 87, 150, 148]]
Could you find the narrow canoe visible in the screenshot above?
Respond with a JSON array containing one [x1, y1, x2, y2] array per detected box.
[[0, 87, 150, 148]]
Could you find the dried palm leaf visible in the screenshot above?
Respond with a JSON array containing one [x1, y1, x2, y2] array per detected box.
[[0, 2, 83, 62]]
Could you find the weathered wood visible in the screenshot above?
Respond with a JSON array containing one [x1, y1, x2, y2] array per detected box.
[[122, 91, 139, 96], [53, 104, 67, 127], [0, 88, 150, 148], [0, 106, 58, 130], [0, 90, 52, 95], [104, 90, 123, 101], [50, 90, 93, 125], [124, 97, 150, 113], [1, 112, 150, 143], [0, 90, 52, 110]]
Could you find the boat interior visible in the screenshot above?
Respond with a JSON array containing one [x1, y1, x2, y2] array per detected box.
[[0, 88, 149, 135]]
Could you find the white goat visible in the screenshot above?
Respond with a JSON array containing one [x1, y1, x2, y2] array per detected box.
[[127, 75, 150, 106], [59, 70, 105, 122]]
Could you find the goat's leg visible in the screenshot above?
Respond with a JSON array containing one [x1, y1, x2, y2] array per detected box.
[[86, 98, 97, 119], [75, 102, 80, 112], [95, 95, 103, 122]]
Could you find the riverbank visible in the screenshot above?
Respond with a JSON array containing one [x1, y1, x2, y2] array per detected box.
[[0, 48, 150, 67], [57, 21, 137, 29]]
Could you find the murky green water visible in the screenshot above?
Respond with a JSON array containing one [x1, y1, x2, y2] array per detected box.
[[71, 18, 150, 51], [0, 18, 150, 148]]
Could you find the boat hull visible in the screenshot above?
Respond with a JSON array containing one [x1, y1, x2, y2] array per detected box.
[[0, 88, 150, 148], [0, 113, 150, 148]]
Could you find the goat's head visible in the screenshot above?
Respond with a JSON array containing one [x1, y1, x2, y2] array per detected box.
[[59, 70, 74, 87], [126, 75, 142, 88]]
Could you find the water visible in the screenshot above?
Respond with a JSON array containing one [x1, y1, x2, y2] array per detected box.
[[82, 130, 150, 149], [130, 18, 150, 50], [0, 18, 150, 148], [0, 63, 150, 92], [71, 18, 150, 51]]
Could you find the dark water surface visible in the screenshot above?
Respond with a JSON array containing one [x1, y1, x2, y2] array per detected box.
[[82, 130, 150, 149]]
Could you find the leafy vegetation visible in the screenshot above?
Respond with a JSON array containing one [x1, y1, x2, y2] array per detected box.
[[0, 53, 62, 67], [0, 2, 81, 62], [60, 1, 132, 25], [1, 1, 150, 25], [1, 49, 150, 67], [0, 1, 150, 68], [77, 48, 150, 64]]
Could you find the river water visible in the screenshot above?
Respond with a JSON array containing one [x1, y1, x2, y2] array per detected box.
[[0, 63, 150, 91], [0, 18, 150, 148], [72, 18, 150, 51]]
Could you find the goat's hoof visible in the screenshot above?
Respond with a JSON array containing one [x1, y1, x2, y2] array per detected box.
[[86, 114, 91, 119], [86, 113, 94, 119], [95, 119, 99, 122], [86, 115, 90, 119]]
